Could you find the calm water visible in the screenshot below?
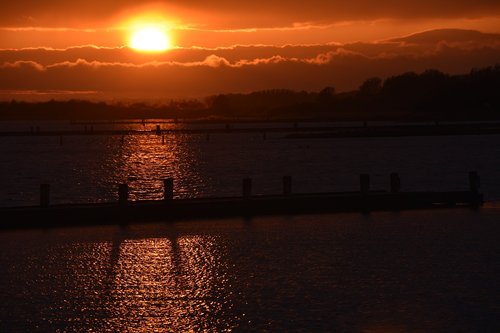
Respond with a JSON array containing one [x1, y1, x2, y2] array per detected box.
[[1, 208, 499, 332], [1, 121, 500, 331], [1, 120, 500, 206]]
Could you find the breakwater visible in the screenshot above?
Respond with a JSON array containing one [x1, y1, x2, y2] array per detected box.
[[0, 173, 483, 229]]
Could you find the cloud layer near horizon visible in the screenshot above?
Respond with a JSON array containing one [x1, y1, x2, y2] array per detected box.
[[1, 30, 500, 101]]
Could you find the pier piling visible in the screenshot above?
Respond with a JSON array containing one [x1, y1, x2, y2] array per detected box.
[[283, 176, 292, 196], [118, 184, 129, 205], [360, 174, 370, 194], [163, 178, 174, 200], [390, 173, 401, 193], [40, 184, 50, 207], [469, 171, 480, 193], [360, 174, 370, 214], [156, 125, 161, 135], [243, 178, 252, 199]]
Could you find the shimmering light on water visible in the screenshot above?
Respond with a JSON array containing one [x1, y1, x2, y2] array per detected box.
[[1, 210, 499, 332], [105, 236, 237, 332], [2, 121, 500, 206]]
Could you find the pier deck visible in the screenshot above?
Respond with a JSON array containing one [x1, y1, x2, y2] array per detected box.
[[0, 189, 483, 230]]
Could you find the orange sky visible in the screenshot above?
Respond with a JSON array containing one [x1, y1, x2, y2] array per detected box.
[[1, 1, 500, 100]]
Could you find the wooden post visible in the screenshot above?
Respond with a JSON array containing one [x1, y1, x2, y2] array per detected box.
[[162, 135, 165, 144], [59, 135, 63, 145], [360, 174, 370, 194], [163, 178, 174, 200], [469, 171, 479, 193], [118, 184, 128, 205], [156, 125, 161, 135], [242, 178, 252, 199], [263, 131, 267, 140], [206, 134, 210, 142], [390, 173, 401, 193], [468, 171, 481, 209], [40, 184, 50, 207], [283, 176, 292, 196]]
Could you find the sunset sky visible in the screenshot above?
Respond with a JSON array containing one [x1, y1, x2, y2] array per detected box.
[[1, 0, 500, 101]]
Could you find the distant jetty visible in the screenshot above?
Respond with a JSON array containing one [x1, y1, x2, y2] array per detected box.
[[0, 173, 483, 230], [2, 122, 500, 138]]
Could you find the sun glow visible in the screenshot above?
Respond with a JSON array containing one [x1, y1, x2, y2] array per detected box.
[[129, 25, 171, 52]]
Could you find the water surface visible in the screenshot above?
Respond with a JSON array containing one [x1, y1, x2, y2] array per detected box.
[[1, 208, 499, 332]]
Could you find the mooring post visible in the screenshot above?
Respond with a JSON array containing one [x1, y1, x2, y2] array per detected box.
[[156, 125, 161, 135], [360, 174, 370, 214], [468, 171, 481, 209], [469, 171, 480, 193], [283, 176, 292, 196], [243, 178, 252, 199], [390, 173, 401, 193], [360, 174, 370, 194], [59, 135, 63, 145], [118, 184, 129, 205], [163, 178, 174, 200], [40, 184, 50, 207]]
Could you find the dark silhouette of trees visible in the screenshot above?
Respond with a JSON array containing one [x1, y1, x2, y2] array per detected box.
[[357, 77, 382, 98], [0, 64, 499, 121]]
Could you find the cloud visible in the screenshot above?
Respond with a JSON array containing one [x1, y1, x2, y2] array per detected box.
[[1, 1, 500, 29], [1, 37, 500, 101]]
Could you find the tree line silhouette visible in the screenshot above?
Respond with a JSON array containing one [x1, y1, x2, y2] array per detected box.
[[0, 64, 499, 121]]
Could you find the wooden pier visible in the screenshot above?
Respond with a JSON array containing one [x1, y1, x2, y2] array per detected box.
[[0, 173, 483, 230], [3, 122, 500, 138]]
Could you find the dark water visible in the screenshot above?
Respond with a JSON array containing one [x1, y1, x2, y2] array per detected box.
[[1, 121, 500, 331], [1, 120, 500, 207], [1, 208, 499, 332]]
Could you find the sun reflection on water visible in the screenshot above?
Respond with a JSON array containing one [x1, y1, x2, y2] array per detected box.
[[116, 134, 211, 201], [105, 235, 237, 332]]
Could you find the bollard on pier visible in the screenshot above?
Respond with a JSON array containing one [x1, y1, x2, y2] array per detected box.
[[40, 184, 50, 207], [360, 174, 370, 194], [118, 184, 129, 205], [469, 171, 480, 193], [283, 176, 292, 196], [390, 173, 401, 193], [163, 178, 174, 200], [243, 178, 252, 199]]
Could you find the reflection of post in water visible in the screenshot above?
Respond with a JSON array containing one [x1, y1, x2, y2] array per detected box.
[[103, 226, 128, 300], [170, 230, 184, 288]]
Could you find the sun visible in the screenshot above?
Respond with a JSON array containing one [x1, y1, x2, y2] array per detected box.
[[129, 25, 171, 52]]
